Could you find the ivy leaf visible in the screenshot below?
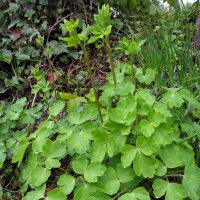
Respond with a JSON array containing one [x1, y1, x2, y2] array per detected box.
[[96, 167, 120, 195], [57, 174, 75, 195], [42, 139, 66, 158], [22, 184, 46, 200], [119, 187, 150, 200], [116, 163, 135, 183], [183, 164, 200, 200], [71, 155, 88, 174], [49, 100, 65, 117], [47, 188, 66, 200], [159, 144, 194, 168], [84, 163, 106, 183], [153, 179, 187, 200], [12, 140, 29, 166], [28, 166, 51, 187]]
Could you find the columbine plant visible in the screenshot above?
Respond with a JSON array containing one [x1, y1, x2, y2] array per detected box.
[[59, 19, 103, 123], [116, 36, 146, 83], [88, 4, 117, 86]]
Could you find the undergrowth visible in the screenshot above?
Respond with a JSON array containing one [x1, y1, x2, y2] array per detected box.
[[0, 3, 200, 200]]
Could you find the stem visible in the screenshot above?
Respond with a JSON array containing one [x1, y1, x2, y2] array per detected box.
[[82, 44, 103, 123], [105, 36, 117, 86], [129, 54, 136, 85]]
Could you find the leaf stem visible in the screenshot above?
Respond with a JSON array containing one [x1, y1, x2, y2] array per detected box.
[[105, 36, 117, 86], [82, 44, 103, 123]]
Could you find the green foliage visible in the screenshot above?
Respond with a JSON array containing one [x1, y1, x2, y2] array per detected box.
[[0, 2, 200, 200]]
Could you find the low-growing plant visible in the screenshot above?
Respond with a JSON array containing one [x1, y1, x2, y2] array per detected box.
[[0, 4, 200, 200]]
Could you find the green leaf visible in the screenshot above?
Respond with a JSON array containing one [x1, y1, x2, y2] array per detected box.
[[0, 142, 6, 168], [159, 144, 194, 168], [136, 136, 159, 156], [12, 140, 29, 166], [28, 166, 51, 187], [153, 179, 187, 200], [136, 68, 157, 84], [108, 95, 137, 126], [22, 184, 46, 200], [119, 187, 150, 200], [45, 158, 61, 169], [0, 50, 12, 64], [134, 152, 157, 178], [87, 35, 100, 44], [180, 89, 200, 109], [49, 100, 65, 117], [42, 139, 66, 158], [74, 185, 111, 200], [152, 123, 173, 145], [121, 145, 137, 168], [162, 88, 184, 108], [90, 143, 106, 163], [47, 188, 66, 200], [96, 167, 120, 195], [139, 119, 155, 137], [84, 163, 106, 183], [137, 88, 155, 106], [116, 163, 135, 183], [67, 129, 91, 154], [183, 164, 200, 200], [6, 97, 27, 120], [57, 174, 75, 195], [71, 155, 88, 174]]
